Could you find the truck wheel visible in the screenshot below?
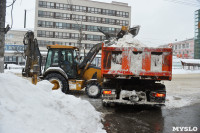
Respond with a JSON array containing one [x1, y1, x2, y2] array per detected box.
[[85, 82, 101, 98], [45, 73, 69, 94]]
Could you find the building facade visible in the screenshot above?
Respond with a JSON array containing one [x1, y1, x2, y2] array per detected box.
[[34, 0, 131, 52], [4, 30, 26, 65], [194, 9, 200, 59], [159, 38, 194, 59]]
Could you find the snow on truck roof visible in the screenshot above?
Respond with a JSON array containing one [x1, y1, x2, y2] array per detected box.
[[180, 59, 200, 64]]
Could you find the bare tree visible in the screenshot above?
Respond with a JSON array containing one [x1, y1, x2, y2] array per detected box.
[[66, 0, 87, 61]]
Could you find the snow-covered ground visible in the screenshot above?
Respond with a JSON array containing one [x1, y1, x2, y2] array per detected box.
[[172, 68, 200, 74], [4, 64, 24, 74], [164, 74, 200, 109], [0, 73, 106, 133]]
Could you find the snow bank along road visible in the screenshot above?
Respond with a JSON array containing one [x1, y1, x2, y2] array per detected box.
[[0, 73, 106, 133], [2, 68, 200, 133]]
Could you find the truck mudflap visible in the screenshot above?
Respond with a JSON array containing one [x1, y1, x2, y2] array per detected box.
[[102, 89, 166, 106]]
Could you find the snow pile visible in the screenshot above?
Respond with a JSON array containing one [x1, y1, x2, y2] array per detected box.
[[0, 73, 106, 133], [110, 54, 122, 71], [164, 79, 200, 109], [129, 51, 143, 75], [109, 33, 145, 47]]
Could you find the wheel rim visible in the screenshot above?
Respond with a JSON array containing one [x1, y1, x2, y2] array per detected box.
[[88, 85, 99, 96], [49, 79, 62, 90]]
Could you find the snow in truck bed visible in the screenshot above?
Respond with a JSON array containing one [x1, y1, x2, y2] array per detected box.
[[0, 73, 106, 133], [109, 33, 146, 47]]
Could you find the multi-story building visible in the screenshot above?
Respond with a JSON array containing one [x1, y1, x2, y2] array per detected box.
[[34, 0, 131, 53], [194, 9, 200, 59], [159, 38, 194, 59], [4, 30, 26, 65]]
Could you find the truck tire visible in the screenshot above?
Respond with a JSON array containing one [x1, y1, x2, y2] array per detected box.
[[85, 82, 101, 98], [44, 73, 69, 94]]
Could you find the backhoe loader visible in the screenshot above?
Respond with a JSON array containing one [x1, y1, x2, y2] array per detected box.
[[22, 26, 140, 98]]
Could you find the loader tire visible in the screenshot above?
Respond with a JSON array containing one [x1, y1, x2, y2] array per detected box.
[[85, 82, 101, 98], [45, 73, 69, 94]]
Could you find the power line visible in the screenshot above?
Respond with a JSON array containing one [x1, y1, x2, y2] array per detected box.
[[6, 0, 16, 7]]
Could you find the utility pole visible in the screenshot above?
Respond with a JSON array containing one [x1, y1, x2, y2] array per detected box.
[[24, 9, 27, 28], [0, 0, 6, 73]]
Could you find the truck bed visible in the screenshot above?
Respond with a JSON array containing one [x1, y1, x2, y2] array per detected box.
[[101, 46, 172, 81]]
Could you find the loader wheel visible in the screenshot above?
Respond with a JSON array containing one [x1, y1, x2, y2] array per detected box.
[[85, 82, 101, 98], [45, 73, 69, 94]]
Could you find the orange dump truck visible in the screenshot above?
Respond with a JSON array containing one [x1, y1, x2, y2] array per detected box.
[[101, 45, 172, 106]]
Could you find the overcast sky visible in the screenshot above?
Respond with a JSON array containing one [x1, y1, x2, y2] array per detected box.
[[5, 0, 200, 47]]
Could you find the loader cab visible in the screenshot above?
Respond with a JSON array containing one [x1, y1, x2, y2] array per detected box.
[[44, 45, 79, 79]]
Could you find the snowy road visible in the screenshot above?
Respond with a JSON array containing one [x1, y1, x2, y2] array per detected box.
[[72, 73, 200, 133]]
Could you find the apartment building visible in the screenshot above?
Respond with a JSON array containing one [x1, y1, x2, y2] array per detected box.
[[4, 30, 26, 64], [34, 0, 131, 52], [159, 38, 194, 59]]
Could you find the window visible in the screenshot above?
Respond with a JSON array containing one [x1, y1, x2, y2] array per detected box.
[[60, 3, 64, 9], [56, 3, 60, 9], [71, 24, 80, 30], [38, 20, 45, 27], [175, 45, 177, 50], [178, 45, 181, 49], [63, 23, 70, 29], [63, 33, 70, 39], [55, 12, 62, 19], [102, 9, 106, 15], [88, 7, 94, 13], [94, 8, 101, 14], [55, 32, 62, 38], [111, 19, 115, 25], [80, 6, 87, 12], [93, 35, 101, 41], [97, 17, 101, 23], [182, 44, 185, 49], [38, 11, 43, 17], [47, 2, 50, 8], [106, 18, 110, 24], [39, 1, 47, 8], [52, 50, 59, 66], [186, 43, 190, 48], [13, 56, 16, 62], [125, 21, 129, 26], [64, 4, 71, 10], [37, 30, 45, 37], [87, 35, 93, 40], [45, 21, 53, 28], [56, 22, 63, 29], [62, 13, 71, 20], [116, 20, 120, 25], [50, 2, 54, 8], [71, 33, 79, 39], [125, 12, 129, 18], [109, 10, 115, 16]]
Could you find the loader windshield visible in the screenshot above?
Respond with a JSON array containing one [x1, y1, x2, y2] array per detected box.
[[45, 48, 77, 79]]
